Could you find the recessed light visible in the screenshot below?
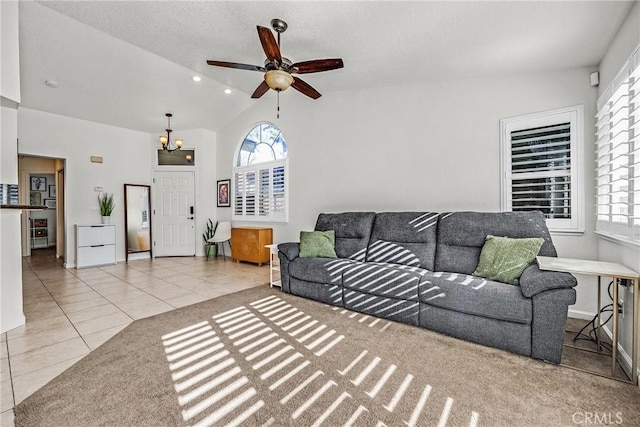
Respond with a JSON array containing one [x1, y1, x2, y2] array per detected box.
[[192, 76, 202, 82], [45, 80, 57, 88], [224, 88, 232, 94]]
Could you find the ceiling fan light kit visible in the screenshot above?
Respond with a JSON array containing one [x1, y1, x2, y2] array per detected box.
[[206, 18, 344, 115], [264, 70, 293, 91], [159, 113, 183, 152]]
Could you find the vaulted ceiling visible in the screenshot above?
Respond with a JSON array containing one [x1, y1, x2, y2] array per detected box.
[[18, 1, 635, 133]]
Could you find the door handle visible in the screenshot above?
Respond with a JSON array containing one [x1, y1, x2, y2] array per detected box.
[[187, 217, 194, 220]]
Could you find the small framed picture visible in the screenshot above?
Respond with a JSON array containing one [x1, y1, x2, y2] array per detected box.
[[30, 191, 42, 206], [48, 185, 56, 198], [30, 176, 47, 191], [44, 199, 56, 209], [217, 179, 230, 207]]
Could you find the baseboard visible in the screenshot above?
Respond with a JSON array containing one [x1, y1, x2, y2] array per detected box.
[[599, 324, 639, 386], [568, 308, 595, 320], [567, 309, 639, 387], [0, 313, 26, 334]]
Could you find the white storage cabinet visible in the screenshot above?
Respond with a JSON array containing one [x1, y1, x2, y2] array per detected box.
[[76, 224, 116, 268]]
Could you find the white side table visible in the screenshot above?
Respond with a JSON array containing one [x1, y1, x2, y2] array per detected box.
[[537, 256, 639, 385], [266, 244, 281, 288]]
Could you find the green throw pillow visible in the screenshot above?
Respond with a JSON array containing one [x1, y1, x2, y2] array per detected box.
[[473, 235, 545, 285], [299, 230, 337, 258]]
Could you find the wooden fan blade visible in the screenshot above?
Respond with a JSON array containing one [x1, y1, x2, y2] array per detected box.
[[257, 26, 282, 63], [292, 58, 344, 74], [292, 77, 322, 99], [206, 60, 265, 72], [251, 81, 270, 99]]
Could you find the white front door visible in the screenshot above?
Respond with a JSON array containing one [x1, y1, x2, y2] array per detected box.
[[153, 171, 196, 257]]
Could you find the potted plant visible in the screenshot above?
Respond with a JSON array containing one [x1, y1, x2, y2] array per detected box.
[[97, 192, 114, 224], [203, 219, 218, 257]]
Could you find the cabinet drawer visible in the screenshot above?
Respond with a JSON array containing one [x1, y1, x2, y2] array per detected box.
[[77, 225, 116, 246], [77, 244, 115, 268]]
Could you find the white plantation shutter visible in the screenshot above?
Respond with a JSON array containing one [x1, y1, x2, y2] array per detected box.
[[233, 159, 288, 222], [233, 122, 288, 223], [596, 45, 640, 244], [501, 106, 583, 232], [0, 184, 19, 205]]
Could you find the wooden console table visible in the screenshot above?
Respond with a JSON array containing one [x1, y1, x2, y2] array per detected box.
[[537, 256, 639, 385], [231, 227, 272, 266]]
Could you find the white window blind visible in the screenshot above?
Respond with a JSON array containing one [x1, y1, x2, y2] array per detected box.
[[596, 45, 640, 244], [0, 184, 19, 205], [501, 106, 583, 233], [233, 159, 288, 222]]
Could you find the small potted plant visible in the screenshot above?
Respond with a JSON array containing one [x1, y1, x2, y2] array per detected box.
[[97, 192, 114, 224], [203, 219, 218, 257]]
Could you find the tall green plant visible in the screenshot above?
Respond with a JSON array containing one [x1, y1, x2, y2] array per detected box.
[[97, 192, 114, 216], [203, 219, 218, 243]]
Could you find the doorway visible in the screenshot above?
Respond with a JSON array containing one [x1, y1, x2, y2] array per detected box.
[[152, 171, 196, 257], [19, 156, 66, 262]]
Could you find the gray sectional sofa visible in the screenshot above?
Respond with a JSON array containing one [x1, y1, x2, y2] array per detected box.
[[278, 211, 577, 363]]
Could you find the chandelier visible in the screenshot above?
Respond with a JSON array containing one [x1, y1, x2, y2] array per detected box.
[[159, 113, 183, 152]]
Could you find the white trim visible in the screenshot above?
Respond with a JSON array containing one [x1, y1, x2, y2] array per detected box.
[[568, 308, 639, 386], [595, 231, 640, 249], [567, 308, 596, 321], [599, 323, 638, 384], [0, 314, 25, 334], [500, 105, 584, 233]]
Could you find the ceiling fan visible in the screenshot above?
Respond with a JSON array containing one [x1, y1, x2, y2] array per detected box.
[[206, 18, 344, 100]]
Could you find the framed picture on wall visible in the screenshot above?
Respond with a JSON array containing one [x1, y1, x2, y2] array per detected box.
[[30, 176, 47, 191], [48, 185, 56, 197], [217, 179, 230, 207], [44, 199, 56, 209], [30, 191, 41, 206]]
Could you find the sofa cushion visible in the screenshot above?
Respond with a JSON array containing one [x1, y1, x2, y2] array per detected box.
[[366, 212, 438, 270], [342, 262, 425, 301], [418, 271, 532, 325], [289, 257, 360, 284], [344, 289, 419, 326], [315, 212, 376, 260], [289, 278, 343, 306], [473, 235, 544, 285], [435, 211, 557, 274], [299, 230, 337, 258]]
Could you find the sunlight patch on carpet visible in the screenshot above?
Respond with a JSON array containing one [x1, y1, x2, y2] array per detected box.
[[162, 294, 480, 426]]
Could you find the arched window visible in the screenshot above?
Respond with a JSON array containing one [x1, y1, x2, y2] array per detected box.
[[233, 123, 288, 222]]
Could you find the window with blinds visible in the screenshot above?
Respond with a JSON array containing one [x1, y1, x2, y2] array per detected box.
[[500, 106, 583, 233], [233, 123, 288, 223], [0, 184, 19, 205], [595, 46, 640, 244]]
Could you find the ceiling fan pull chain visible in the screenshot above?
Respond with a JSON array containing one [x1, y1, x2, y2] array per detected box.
[[277, 90, 280, 119]]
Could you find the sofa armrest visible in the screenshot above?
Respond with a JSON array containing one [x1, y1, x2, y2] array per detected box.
[[278, 242, 300, 261], [519, 264, 577, 298]]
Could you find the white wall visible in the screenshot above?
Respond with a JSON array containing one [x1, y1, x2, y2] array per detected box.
[[18, 108, 152, 266], [0, 0, 25, 333], [17, 109, 219, 264], [216, 66, 600, 313], [595, 1, 640, 380], [1, 0, 20, 104]]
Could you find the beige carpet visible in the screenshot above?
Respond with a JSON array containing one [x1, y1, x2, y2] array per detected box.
[[14, 285, 640, 426]]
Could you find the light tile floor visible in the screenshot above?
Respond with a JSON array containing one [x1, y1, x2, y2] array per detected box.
[[0, 248, 269, 426]]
